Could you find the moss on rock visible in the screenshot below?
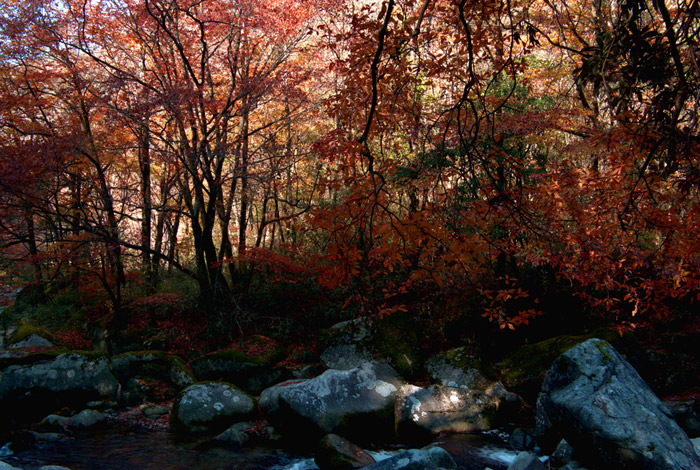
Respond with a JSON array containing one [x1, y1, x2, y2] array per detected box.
[[111, 350, 195, 390], [495, 328, 619, 402], [8, 324, 57, 346]]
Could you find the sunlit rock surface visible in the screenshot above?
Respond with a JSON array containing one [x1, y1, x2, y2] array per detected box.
[[395, 384, 497, 443]]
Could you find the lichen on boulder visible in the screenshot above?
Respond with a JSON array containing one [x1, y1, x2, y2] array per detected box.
[[0, 352, 118, 426], [171, 382, 254, 434]]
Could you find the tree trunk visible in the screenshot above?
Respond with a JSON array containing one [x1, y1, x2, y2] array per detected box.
[[138, 121, 153, 285]]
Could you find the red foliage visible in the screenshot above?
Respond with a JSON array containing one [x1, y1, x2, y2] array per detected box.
[[55, 328, 92, 350], [233, 245, 344, 289], [230, 334, 279, 361], [121, 293, 206, 356]]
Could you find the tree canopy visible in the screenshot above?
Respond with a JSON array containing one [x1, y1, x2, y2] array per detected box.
[[1, 0, 698, 342]]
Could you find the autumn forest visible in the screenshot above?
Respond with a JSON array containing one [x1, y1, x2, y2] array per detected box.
[[1, 0, 699, 353]]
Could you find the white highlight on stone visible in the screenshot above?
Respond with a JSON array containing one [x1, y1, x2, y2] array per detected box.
[[374, 381, 397, 397]]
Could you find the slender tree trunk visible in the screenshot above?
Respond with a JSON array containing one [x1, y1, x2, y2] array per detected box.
[[237, 102, 250, 271], [25, 214, 43, 284], [138, 121, 153, 285], [166, 193, 183, 275]]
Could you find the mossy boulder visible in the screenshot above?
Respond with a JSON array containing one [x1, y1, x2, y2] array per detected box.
[[7, 324, 57, 348], [494, 329, 619, 403], [0, 348, 72, 370], [190, 349, 288, 395], [321, 319, 375, 371], [321, 314, 423, 379], [424, 347, 489, 389], [190, 349, 260, 377], [111, 350, 195, 390]]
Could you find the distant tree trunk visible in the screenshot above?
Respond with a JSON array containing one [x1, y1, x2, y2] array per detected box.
[[218, 144, 239, 283], [25, 214, 43, 285], [238, 100, 250, 270], [166, 193, 183, 275], [138, 121, 153, 287], [150, 173, 172, 287], [255, 195, 269, 248]]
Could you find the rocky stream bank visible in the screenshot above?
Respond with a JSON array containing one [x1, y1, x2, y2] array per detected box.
[[1, 319, 699, 470]]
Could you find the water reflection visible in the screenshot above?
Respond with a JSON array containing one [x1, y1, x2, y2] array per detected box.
[[5, 425, 519, 470]]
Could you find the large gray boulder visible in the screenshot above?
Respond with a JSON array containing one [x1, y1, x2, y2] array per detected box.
[[171, 382, 254, 434], [363, 446, 456, 470], [537, 338, 700, 470], [0, 352, 118, 425], [395, 384, 496, 443], [259, 379, 308, 418], [264, 362, 403, 443]]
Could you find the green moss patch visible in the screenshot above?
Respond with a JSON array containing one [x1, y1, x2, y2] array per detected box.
[[494, 328, 618, 401], [8, 324, 57, 346]]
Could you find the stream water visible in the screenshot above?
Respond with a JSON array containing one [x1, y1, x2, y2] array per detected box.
[[1, 426, 524, 470]]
